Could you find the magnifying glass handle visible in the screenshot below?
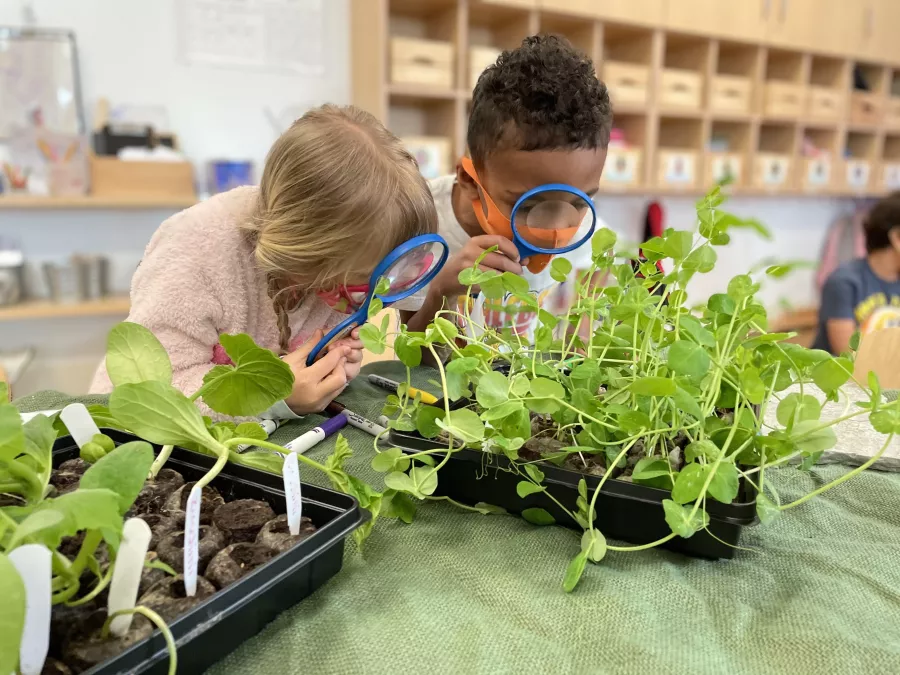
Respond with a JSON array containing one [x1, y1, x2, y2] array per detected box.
[[306, 320, 361, 367]]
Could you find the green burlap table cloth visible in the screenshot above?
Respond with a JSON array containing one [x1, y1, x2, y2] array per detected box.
[[15, 363, 900, 674]]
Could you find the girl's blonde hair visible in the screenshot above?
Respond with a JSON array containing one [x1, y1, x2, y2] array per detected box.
[[245, 104, 438, 352]]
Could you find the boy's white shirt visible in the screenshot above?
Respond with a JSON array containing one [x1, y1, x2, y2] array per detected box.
[[396, 174, 602, 341]]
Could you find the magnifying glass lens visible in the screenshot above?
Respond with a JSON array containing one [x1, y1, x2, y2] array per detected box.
[[381, 241, 444, 295], [512, 191, 593, 252]]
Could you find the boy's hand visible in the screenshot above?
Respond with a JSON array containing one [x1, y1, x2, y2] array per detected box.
[[326, 326, 364, 381], [431, 235, 524, 298], [282, 329, 350, 413]]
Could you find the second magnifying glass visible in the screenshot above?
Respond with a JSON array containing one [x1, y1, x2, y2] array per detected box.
[[509, 183, 597, 260], [306, 234, 450, 366]]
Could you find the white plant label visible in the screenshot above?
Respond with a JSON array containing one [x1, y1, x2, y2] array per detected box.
[[19, 410, 60, 424], [183, 485, 202, 597], [283, 451, 303, 535], [59, 403, 102, 449], [108, 518, 152, 637], [9, 545, 51, 675]]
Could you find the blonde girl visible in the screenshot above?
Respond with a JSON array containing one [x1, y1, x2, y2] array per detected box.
[[91, 105, 438, 416]]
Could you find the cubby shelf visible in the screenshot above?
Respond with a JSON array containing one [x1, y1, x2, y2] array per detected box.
[[352, 0, 900, 197]]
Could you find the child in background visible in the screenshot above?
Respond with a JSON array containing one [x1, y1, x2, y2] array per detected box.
[[91, 105, 438, 417], [399, 35, 612, 339], [812, 194, 900, 355]]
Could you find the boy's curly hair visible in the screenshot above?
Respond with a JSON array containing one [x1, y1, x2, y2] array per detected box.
[[864, 193, 900, 253], [468, 34, 612, 164]]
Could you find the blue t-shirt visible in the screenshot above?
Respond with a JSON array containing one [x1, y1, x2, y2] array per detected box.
[[812, 258, 900, 353]]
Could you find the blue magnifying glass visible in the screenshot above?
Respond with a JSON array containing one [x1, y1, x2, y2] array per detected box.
[[507, 183, 598, 260], [306, 233, 450, 366]]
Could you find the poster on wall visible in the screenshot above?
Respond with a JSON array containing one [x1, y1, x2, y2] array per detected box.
[[177, 0, 324, 74]]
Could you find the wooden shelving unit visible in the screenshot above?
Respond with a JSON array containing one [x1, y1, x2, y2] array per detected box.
[[351, 0, 900, 198], [0, 195, 197, 210], [0, 297, 130, 321]]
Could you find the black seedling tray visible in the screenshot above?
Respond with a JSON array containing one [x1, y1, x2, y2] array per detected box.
[[53, 430, 367, 675], [388, 426, 757, 560]]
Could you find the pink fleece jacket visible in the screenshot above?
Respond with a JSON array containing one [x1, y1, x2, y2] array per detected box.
[[90, 187, 343, 407]]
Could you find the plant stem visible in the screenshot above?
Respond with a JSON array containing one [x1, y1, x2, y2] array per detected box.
[[607, 533, 676, 552], [779, 433, 895, 511], [103, 606, 177, 675], [66, 564, 113, 606], [225, 437, 330, 474], [148, 445, 174, 479]]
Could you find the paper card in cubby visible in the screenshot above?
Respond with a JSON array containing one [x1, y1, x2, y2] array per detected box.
[[402, 137, 452, 181], [661, 152, 696, 186], [601, 149, 640, 186], [710, 155, 742, 185], [805, 158, 831, 187], [759, 156, 790, 187], [883, 163, 900, 190], [845, 160, 871, 190]]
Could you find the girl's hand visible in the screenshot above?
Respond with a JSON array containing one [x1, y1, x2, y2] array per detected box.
[[326, 327, 364, 381], [282, 330, 350, 413]]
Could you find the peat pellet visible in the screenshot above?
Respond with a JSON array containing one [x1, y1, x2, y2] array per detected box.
[[256, 515, 317, 554], [49, 600, 96, 660], [40, 657, 73, 675], [130, 468, 185, 517], [59, 458, 90, 474], [63, 611, 152, 672], [139, 574, 216, 623], [157, 524, 226, 574], [49, 470, 81, 495], [139, 551, 169, 596], [164, 482, 224, 525], [206, 542, 277, 589], [140, 513, 179, 551], [212, 499, 276, 543]]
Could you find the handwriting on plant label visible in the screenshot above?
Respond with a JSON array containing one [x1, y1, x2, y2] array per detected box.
[[283, 451, 303, 535], [183, 485, 202, 597]]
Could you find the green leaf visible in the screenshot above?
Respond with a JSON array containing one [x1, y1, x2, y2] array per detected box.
[[673, 386, 704, 419], [632, 457, 671, 481], [0, 553, 26, 675], [790, 420, 837, 455], [472, 502, 507, 515], [756, 492, 780, 524], [684, 440, 719, 463], [371, 448, 410, 473], [538, 309, 560, 329], [516, 481, 544, 498], [679, 315, 715, 347], [367, 296, 384, 319], [683, 245, 717, 273], [501, 272, 530, 297], [672, 462, 708, 504], [231, 450, 283, 474], [198, 333, 294, 416], [435, 408, 484, 443], [359, 323, 386, 354], [526, 377, 564, 414], [870, 409, 900, 434], [524, 464, 545, 484], [0, 403, 24, 462], [580, 528, 607, 563], [234, 422, 268, 441], [480, 400, 523, 422], [629, 377, 676, 397], [409, 465, 438, 496], [8, 509, 65, 548], [663, 499, 709, 538], [776, 393, 822, 427], [591, 228, 617, 256], [667, 340, 711, 378], [849, 331, 861, 351], [618, 410, 652, 435], [21, 413, 56, 468], [105, 321, 173, 386], [475, 371, 509, 409], [382, 490, 417, 523], [394, 334, 422, 368], [563, 549, 589, 592], [663, 230, 693, 261], [384, 471, 418, 496], [80, 441, 154, 514], [433, 317, 459, 345], [521, 507, 555, 526], [811, 357, 853, 394], [707, 462, 740, 503], [708, 293, 736, 316], [27, 488, 123, 549], [415, 406, 444, 438], [740, 366, 766, 405], [445, 357, 478, 400], [550, 257, 573, 282], [726, 275, 756, 301], [511, 374, 531, 398], [109, 380, 214, 449]]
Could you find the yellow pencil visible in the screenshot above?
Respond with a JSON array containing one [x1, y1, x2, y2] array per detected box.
[[367, 374, 439, 404]]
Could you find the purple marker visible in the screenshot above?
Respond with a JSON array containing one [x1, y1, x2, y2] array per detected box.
[[283, 415, 348, 455]]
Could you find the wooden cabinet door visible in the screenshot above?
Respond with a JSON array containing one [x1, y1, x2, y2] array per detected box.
[[591, 0, 666, 26], [482, 0, 539, 8], [870, 0, 900, 65], [767, 0, 853, 55], [666, 0, 769, 43]]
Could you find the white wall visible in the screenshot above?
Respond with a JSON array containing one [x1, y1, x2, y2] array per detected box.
[[0, 0, 846, 397]]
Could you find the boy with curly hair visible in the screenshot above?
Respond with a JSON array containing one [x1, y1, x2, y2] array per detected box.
[[400, 34, 613, 339]]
